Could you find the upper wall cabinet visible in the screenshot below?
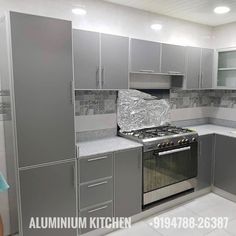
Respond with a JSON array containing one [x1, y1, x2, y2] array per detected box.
[[130, 39, 161, 73], [186, 47, 201, 89], [73, 30, 100, 89], [201, 48, 214, 88], [161, 44, 186, 74], [73, 30, 129, 90], [186, 47, 214, 89], [101, 34, 129, 89]]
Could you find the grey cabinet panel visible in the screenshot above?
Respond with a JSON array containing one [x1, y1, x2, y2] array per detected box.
[[131, 39, 161, 72], [161, 44, 186, 74], [201, 48, 214, 88], [114, 148, 142, 217], [80, 201, 113, 234], [214, 134, 236, 195], [20, 161, 77, 236], [80, 153, 113, 183], [197, 135, 213, 190], [186, 47, 201, 89], [10, 12, 75, 167], [80, 178, 113, 209], [101, 34, 129, 89], [73, 30, 100, 89]]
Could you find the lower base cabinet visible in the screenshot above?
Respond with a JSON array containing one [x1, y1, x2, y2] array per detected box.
[[19, 161, 77, 236], [114, 148, 142, 217], [197, 134, 214, 190], [214, 134, 236, 195]]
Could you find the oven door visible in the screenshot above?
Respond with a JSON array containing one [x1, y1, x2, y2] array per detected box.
[[143, 142, 198, 205]]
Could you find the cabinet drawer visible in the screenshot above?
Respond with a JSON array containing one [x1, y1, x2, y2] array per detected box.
[[80, 178, 113, 209], [80, 201, 113, 233], [80, 153, 113, 183]]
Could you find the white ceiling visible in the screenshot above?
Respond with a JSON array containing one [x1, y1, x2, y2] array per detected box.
[[104, 0, 236, 26]]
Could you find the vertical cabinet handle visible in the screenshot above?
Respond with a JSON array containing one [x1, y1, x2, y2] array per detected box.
[[101, 67, 105, 88], [72, 164, 77, 190], [70, 81, 74, 104], [96, 66, 100, 89], [201, 72, 203, 88]]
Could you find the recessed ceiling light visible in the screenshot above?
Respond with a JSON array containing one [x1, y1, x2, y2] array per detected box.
[[150, 24, 163, 30], [72, 8, 87, 16], [214, 6, 230, 14]]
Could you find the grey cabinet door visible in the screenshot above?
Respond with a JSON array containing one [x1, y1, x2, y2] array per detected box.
[[186, 47, 201, 89], [73, 29, 100, 89], [197, 135, 213, 190], [161, 44, 186, 74], [114, 148, 142, 217], [101, 34, 129, 89], [10, 12, 75, 167], [201, 48, 214, 88], [214, 134, 236, 195], [130, 39, 161, 73], [19, 161, 77, 236]]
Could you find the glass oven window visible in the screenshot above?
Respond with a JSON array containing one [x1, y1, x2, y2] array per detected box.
[[143, 143, 198, 193]]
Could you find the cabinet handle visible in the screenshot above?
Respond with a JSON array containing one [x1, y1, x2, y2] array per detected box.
[[70, 80, 74, 104], [101, 67, 105, 88], [88, 205, 108, 213], [72, 165, 76, 189], [96, 66, 100, 89], [201, 72, 203, 88], [139, 70, 154, 73], [198, 74, 201, 88], [87, 156, 108, 162], [87, 181, 108, 188]]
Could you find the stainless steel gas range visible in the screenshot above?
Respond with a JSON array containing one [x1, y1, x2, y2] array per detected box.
[[119, 126, 198, 207]]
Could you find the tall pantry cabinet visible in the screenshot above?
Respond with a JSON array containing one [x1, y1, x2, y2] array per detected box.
[[0, 12, 77, 236]]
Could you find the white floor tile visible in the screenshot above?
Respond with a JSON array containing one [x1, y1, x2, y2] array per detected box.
[[206, 229, 231, 236], [225, 219, 236, 236], [106, 222, 162, 236]]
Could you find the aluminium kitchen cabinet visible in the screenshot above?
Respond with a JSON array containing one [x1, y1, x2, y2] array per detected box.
[[20, 161, 77, 236], [186, 47, 201, 89], [101, 33, 129, 89], [161, 43, 186, 74], [214, 134, 236, 195], [0, 12, 76, 236], [73, 30, 100, 89], [130, 38, 161, 73], [114, 148, 142, 217], [197, 134, 214, 190], [201, 48, 214, 88], [73, 30, 129, 89]]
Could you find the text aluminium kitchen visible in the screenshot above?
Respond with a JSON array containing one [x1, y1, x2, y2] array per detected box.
[[119, 126, 198, 207]]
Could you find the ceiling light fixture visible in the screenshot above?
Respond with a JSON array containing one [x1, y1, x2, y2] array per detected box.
[[72, 8, 87, 16], [214, 6, 230, 14], [150, 24, 163, 30]]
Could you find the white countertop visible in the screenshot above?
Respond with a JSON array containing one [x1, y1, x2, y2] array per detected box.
[[77, 136, 143, 158], [186, 124, 236, 137]]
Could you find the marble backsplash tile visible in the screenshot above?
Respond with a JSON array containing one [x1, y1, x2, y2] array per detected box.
[[75, 90, 117, 116], [75, 89, 236, 117]]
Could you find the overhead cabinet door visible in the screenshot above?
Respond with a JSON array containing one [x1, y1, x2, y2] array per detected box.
[[186, 47, 201, 89], [101, 34, 129, 89], [201, 48, 214, 88], [130, 39, 161, 73], [161, 44, 186, 74], [10, 12, 75, 167], [73, 30, 100, 89], [20, 161, 77, 236]]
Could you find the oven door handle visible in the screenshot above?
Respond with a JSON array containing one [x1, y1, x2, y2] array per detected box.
[[158, 146, 191, 156]]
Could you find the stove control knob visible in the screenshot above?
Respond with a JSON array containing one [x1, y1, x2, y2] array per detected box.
[[162, 143, 166, 147], [192, 137, 196, 142], [178, 140, 182, 144], [157, 144, 161, 148], [182, 139, 185, 143], [166, 142, 170, 146], [170, 141, 174, 146], [185, 139, 189, 142]]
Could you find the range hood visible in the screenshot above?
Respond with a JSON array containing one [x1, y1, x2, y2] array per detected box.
[[129, 72, 184, 89]]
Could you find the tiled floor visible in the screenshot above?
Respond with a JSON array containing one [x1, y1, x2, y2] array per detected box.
[[107, 193, 236, 236]]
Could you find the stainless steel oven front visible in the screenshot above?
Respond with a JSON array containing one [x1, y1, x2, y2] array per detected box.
[[143, 141, 198, 207]]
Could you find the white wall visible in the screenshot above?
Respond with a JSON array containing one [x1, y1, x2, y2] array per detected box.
[[213, 22, 236, 49], [0, 0, 213, 48]]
